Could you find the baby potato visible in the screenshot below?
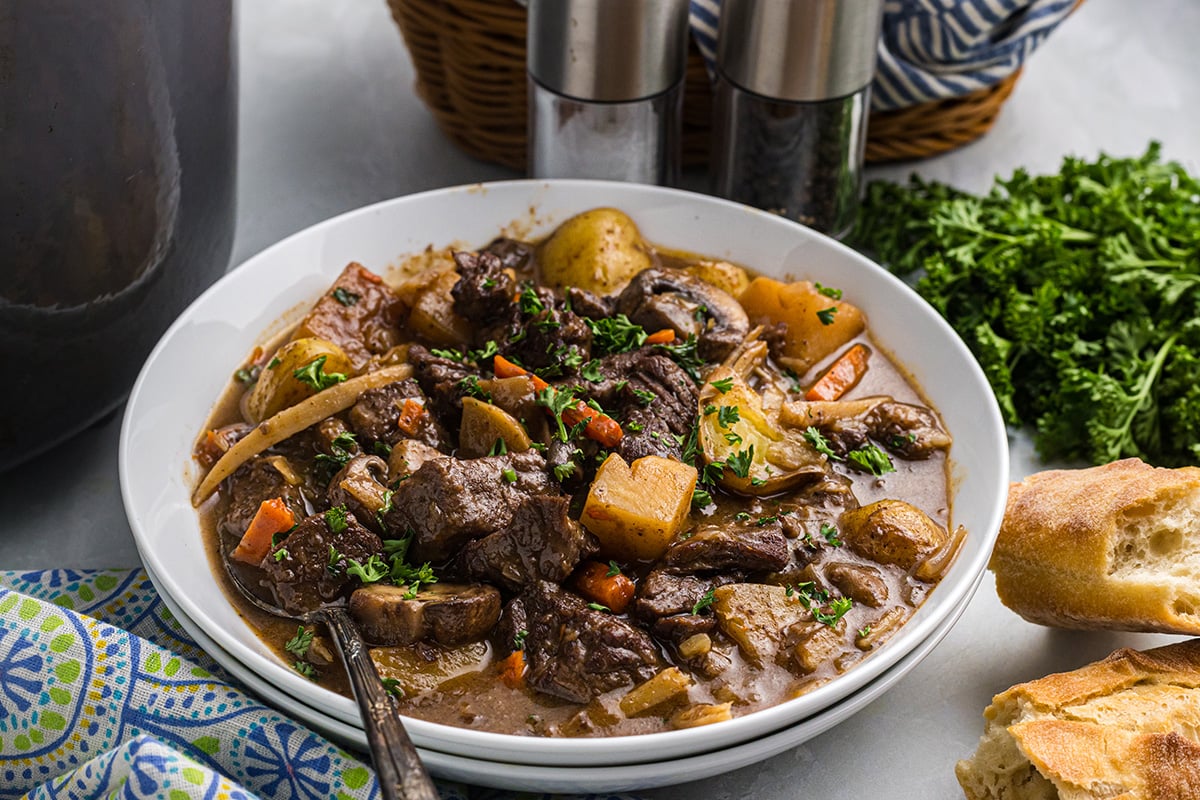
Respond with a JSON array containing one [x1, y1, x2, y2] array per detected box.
[[244, 337, 354, 423], [537, 208, 653, 295], [685, 259, 751, 298]]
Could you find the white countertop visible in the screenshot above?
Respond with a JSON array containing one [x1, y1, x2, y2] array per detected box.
[[2, 0, 1198, 796]]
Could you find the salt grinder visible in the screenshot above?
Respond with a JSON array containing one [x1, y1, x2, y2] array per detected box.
[[711, 0, 885, 237], [527, 0, 689, 185]]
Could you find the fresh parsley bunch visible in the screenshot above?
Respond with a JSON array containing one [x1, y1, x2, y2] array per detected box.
[[850, 143, 1200, 466]]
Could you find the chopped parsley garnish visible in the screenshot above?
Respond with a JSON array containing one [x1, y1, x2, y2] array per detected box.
[[606, 560, 622, 577], [458, 374, 492, 401], [390, 558, 437, 599], [691, 486, 713, 508], [702, 461, 727, 484], [717, 405, 741, 428], [375, 489, 395, 531], [858, 625, 872, 638], [789, 582, 854, 627], [273, 548, 289, 561], [382, 535, 412, 562], [284, 625, 314, 659], [327, 545, 343, 575], [293, 661, 316, 679], [470, 340, 500, 363], [482, 277, 496, 289], [332, 286, 360, 306], [633, 388, 657, 406], [847, 444, 896, 476], [710, 378, 734, 393], [654, 334, 704, 381], [815, 282, 843, 300], [587, 602, 610, 612], [234, 365, 260, 385], [293, 355, 347, 391], [587, 314, 648, 355], [374, 441, 392, 458], [816, 306, 838, 326], [821, 522, 843, 546], [513, 629, 529, 650], [691, 588, 716, 615], [267, 357, 281, 369], [381, 678, 403, 696], [581, 360, 604, 383], [626, 421, 645, 432], [723, 432, 743, 446], [725, 445, 755, 478], [693, 304, 709, 321], [803, 426, 842, 461], [325, 505, 349, 534], [535, 384, 579, 442], [757, 515, 778, 526], [552, 462, 577, 482], [734, 512, 752, 521], [431, 347, 464, 361], [488, 437, 509, 457], [703, 404, 718, 415], [346, 554, 391, 583], [501, 467, 518, 483], [518, 285, 545, 315]]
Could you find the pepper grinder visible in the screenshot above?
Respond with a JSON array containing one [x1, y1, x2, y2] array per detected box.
[[711, 0, 884, 238], [527, 0, 689, 185]]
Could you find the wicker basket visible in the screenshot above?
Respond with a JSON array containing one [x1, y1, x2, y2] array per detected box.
[[386, 0, 1025, 170]]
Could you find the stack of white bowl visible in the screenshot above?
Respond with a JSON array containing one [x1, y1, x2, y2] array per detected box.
[[121, 182, 1008, 792]]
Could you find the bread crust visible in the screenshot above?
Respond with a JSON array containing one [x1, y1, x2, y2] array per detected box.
[[990, 458, 1200, 633], [957, 640, 1200, 800]]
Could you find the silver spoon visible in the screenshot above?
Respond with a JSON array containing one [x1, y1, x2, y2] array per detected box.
[[225, 565, 439, 800]]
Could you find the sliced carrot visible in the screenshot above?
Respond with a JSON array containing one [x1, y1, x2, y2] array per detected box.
[[396, 397, 427, 435], [804, 344, 871, 402], [498, 649, 526, 689], [493, 355, 623, 448], [231, 497, 296, 565], [645, 328, 676, 345], [573, 560, 635, 614]]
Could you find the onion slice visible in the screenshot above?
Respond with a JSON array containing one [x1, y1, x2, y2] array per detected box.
[[192, 363, 413, 505]]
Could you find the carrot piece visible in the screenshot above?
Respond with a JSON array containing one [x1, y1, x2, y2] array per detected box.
[[645, 328, 676, 345], [230, 497, 296, 565], [498, 649, 526, 689], [573, 560, 636, 614], [493, 355, 623, 447], [396, 397, 427, 435], [804, 344, 871, 402], [492, 354, 527, 380]]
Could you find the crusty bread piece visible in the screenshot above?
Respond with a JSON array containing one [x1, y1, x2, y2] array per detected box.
[[956, 640, 1200, 800], [991, 458, 1200, 634]]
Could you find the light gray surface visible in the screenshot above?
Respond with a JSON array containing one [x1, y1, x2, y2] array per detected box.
[[2, 0, 1198, 796]]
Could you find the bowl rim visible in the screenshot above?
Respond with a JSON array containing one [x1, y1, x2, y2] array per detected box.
[[120, 178, 1009, 764]]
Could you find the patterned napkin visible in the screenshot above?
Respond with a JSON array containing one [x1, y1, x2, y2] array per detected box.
[[689, 0, 1077, 110], [0, 569, 631, 800]]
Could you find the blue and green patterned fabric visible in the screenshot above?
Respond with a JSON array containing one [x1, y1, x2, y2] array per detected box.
[[0, 570, 634, 800]]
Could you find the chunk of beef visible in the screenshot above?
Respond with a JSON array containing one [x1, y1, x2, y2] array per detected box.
[[576, 351, 698, 461], [291, 262, 405, 371], [450, 250, 516, 323], [488, 287, 593, 375], [220, 457, 308, 542], [384, 450, 555, 563], [460, 495, 597, 591], [349, 582, 502, 646], [257, 509, 382, 615], [521, 581, 662, 703], [482, 237, 534, 273], [348, 378, 449, 451], [408, 344, 478, 426], [566, 287, 614, 321], [865, 401, 952, 459], [662, 521, 789, 575], [634, 571, 738, 644]]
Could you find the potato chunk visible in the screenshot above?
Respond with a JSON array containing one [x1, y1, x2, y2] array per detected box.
[[581, 454, 697, 562], [369, 640, 488, 697], [403, 266, 472, 346], [738, 277, 865, 375], [839, 499, 948, 571], [619, 667, 693, 716], [244, 337, 355, 423], [712, 583, 810, 665], [458, 397, 531, 458], [538, 208, 653, 294]]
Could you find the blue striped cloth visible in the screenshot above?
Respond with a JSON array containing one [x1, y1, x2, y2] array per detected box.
[[689, 0, 1077, 110]]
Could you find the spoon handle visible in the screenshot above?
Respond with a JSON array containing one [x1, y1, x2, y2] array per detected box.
[[319, 606, 441, 800]]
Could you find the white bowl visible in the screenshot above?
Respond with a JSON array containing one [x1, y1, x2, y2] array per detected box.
[[120, 179, 1008, 768]]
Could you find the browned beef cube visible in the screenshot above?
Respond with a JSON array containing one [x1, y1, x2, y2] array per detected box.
[[292, 262, 404, 371], [257, 509, 382, 615], [662, 521, 789, 574]]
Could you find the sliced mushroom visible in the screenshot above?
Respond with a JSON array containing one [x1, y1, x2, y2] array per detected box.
[[348, 582, 502, 646], [824, 562, 888, 608], [386, 439, 446, 483], [615, 267, 749, 361], [327, 455, 390, 530]]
